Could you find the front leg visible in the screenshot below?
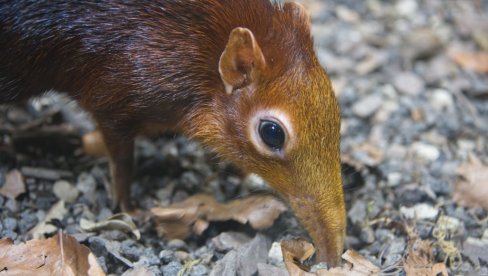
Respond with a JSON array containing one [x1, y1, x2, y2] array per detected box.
[[98, 125, 135, 212]]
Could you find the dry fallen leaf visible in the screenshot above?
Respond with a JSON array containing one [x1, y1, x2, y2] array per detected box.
[[151, 194, 287, 239], [453, 161, 488, 211], [29, 200, 67, 239], [80, 213, 141, 240], [280, 239, 380, 276], [448, 49, 488, 74], [0, 169, 26, 199], [0, 232, 105, 276], [404, 227, 448, 276], [281, 239, 316, 276]]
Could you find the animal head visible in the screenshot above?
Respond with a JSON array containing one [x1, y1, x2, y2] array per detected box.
[[187, 1, 345, 266]]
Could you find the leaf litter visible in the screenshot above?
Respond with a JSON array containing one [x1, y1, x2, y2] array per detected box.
[[151, 193, 287, 239], [0, 232, 105, 276]]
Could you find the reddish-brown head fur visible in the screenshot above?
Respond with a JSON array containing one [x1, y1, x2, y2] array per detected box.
[[184, 1, 345, 266]]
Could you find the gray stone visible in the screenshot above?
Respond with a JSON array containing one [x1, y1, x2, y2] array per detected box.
[[360, 227, 375, 244], [393, 72, 425, 96], [190, 264, 209, 276], [400, 204, 439, 220], [237, 234, 272, 276], [76, 172, 97, 203], [257, 263, 288, 276], [348, 200, 367, 226], [121, 264, 156, 276], [209, 250, 238, 276], [0, 229, 17, 240], [159, 249, 175, 264], [430, 89, 454, 111], [53, 180, 79, 203], [180, 171, 200, 190], [404, 28, 442, 60], [395, 0, 418, 16], [462, 237, 488, 267], [267, 242, 284, 267], [19, 211, 38, 233], [352, 94, 384, 118], [410, 142, 440, 162], [162, 261, 182, 276], [210, 233, 271, 276], [355, 52, 386, 75], [212, 231, 252, 252], [387, 172, 403, 187], [317, 49, 354, 74], [3, 217, 17, 230], [4, 198, 18, 213]]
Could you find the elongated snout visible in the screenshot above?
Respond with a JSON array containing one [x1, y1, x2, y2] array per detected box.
[[286, 181, 346, 266]]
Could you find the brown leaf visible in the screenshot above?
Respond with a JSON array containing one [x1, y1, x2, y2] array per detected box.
[[0, 169, 25, 199], [448, 49, 488, 74], [151, 194, 287, 239], [340, 250, 381, 275], [453, 161, 488, 211], [281, 239, 316, 262], [80, 213, 141, 240], [0, 232, 105, 276], [404, 228, 448, 276], [280, 239, 380, 276], [315, 250, 380, 276], [281, 239, 316, 276]]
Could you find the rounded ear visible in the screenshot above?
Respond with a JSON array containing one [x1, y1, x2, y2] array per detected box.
[[218, 27, 266, 94]]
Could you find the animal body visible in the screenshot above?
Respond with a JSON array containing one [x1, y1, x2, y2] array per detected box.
[[0, 0, 345, 265]]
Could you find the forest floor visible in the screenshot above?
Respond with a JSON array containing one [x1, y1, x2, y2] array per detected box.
[[1, 0, 487, 275]]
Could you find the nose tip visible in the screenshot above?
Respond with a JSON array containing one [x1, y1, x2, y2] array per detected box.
[[286, 190, 346, 267]]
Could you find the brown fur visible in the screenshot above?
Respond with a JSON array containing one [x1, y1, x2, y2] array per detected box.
[[0, 0, 345, 266]]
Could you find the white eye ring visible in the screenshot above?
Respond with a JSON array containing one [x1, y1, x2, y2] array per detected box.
[[248, 109, 295, 158]]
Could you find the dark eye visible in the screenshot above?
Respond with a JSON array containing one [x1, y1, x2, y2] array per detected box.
[[259, 120, 285, 150]]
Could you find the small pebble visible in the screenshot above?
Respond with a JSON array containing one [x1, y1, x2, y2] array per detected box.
[[387, 172, 403, 187], [76, 172, 97, 199], [410, 142, 440, 162], [190, 264, 209, 276], [175, 250, 189, 261], [360, 227, 375, 244], [396, 0, 418, 16], [352, 94, 384, 118], [212, 231, 252, 252], [3, 217, 17, 231], [257, 263, 288, 276], [430, 89, 454, 111], [400, 203, 439, 220], [393, 72, 425, 96], [162, 261, 182, 276], [159, 249, 175, 264], [4, 198, 18, 213], [267, 242, 284, 267], [53, 180, 79, 203], [348, 200, 367, 226]]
